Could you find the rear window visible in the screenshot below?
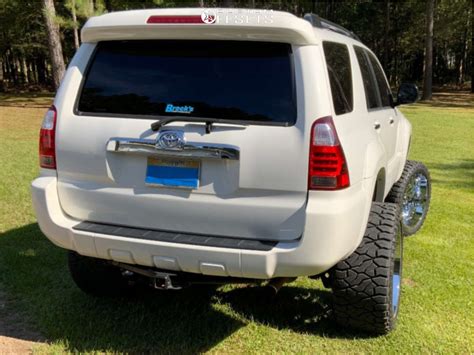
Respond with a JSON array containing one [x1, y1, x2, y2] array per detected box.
[[77, 40, 296, 125]]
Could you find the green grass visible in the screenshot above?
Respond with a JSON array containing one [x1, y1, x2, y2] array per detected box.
[[0, 93, 473, 353]]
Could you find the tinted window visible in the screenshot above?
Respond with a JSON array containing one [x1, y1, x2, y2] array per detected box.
[[354, 46, 379, 109], [78, 40, 296, 125], [323, 42, 353, 115], [368, 52, 392, 107]]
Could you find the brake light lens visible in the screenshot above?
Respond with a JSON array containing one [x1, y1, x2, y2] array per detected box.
[[308, 116, 350, 190], [147, 15, 204, 24], [39, 106, 57, 169]]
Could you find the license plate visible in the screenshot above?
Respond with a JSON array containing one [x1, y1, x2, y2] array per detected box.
[[145, 157, 200, 189]]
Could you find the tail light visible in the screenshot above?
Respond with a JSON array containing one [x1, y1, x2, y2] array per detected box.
[[308, 116, 350, 190], [39, 105, 57, 169]]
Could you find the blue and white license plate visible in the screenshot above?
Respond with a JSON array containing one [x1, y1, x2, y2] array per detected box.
[[145, 157, 200, 189]]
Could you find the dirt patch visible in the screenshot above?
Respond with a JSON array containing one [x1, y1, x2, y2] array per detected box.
[[402, 278, 418, 288], [0, 288, 46, 354]]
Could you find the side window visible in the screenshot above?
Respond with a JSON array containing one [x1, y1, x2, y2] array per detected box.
[[323, 41, 353, 115], [367, 52, 392, 107], [354, 46, 379, 109]]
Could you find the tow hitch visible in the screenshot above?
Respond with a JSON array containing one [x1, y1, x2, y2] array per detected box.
[[112, 261, 266, 290], [113, 262, 182, 290]]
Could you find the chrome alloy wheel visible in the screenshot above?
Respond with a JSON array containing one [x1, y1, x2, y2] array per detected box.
[[402, 173, 429, 228]]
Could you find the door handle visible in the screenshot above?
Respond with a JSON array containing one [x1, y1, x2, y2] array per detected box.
[[389, 118, 395, 125], [374, 122, 381, 130]]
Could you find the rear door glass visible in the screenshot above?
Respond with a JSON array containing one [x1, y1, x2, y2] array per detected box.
[[323, 41, 353, 115], [77, 40, 296, 125], [367, 52, 392, 107], [354, 46, 379, 109]]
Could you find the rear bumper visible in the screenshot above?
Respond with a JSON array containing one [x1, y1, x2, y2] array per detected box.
[[31, 176, 371, 279]]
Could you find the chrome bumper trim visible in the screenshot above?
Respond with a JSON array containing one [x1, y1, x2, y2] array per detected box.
[[106, 138, 240, 160]]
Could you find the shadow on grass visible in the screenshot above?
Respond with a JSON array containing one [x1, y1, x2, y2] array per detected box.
[[0, 92, 53, 108], [415, 91, 474, 109], [0, 223, 369, 352], [429, 159, 474, 191]]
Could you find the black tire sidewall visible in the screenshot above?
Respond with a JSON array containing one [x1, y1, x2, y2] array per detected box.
[[330, 202, 403, 335], [68, 252, 131, 296]]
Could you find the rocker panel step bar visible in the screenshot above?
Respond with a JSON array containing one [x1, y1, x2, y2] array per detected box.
[[73, 221, 277, 251]]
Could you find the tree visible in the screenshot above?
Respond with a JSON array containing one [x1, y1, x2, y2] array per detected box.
[[71, 0, 80, 49], [42, 0, 65, 89], [0, 57, 4, 91], [421, 0, 434, 101], [0, 0, 471, 92]]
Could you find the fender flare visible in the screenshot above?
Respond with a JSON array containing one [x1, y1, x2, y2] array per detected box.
[[363, 139, 387, 186], [395, 115, 413, 181]]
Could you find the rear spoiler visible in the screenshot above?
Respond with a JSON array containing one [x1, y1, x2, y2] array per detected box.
[[81, 8, 317, 45]]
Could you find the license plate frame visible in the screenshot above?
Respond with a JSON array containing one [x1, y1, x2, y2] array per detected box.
[[145, 157, 200, 189]]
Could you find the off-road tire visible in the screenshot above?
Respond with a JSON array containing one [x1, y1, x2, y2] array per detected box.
[[386, 160, 431, 236], [68, 252, 132, 297], [330, 202, 402, 335]]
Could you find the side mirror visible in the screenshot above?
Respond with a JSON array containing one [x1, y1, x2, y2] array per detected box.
[[395, 83, 419, 106]]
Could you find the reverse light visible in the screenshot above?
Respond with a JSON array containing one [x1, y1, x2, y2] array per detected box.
[[308, 116, 350, 190], [39, 105, 57, 169]]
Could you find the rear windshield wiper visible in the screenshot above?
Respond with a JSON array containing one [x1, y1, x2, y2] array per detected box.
[[150, 116, 248, 134]]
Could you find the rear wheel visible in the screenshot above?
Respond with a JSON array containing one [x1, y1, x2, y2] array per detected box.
[[68, 252, 133, 297], [386, 160, 431, 236], [330, 202, 403, 335]]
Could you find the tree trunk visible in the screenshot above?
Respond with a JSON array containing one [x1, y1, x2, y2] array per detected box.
[[198, 0, 204, 7], [42, 0, 66, 89], [22, 57, 29, 84], [27, 60, 36, 84], [36, 56, 47, 85], [16, 57, 25, 84], [104, 0, 112, 12], [71, 0, 80, 49], [221, 0, 233, 7], [383, 0, 390, 70], [0, 57, 4, 92], [421, 0, 434, 101], [7, 51, 18, 86]]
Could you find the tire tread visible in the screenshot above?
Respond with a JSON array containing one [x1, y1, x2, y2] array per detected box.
[[331, 202, 401, 335]]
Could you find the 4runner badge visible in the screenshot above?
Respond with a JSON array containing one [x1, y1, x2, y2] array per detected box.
[[156, 131, 185, 150], [165, 104, 194, 114]]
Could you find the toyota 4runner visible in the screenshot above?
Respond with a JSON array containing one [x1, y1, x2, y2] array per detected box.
[[31, 9, 431, 334]]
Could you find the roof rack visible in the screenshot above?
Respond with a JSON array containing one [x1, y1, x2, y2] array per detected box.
[[303, 13, 361, 42]]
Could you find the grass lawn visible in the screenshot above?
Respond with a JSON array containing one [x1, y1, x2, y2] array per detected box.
[[0, 92, 473, 353]]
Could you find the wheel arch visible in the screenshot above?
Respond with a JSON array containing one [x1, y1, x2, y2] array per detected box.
[[363, 138, 388, 200], [372, 168, 386, 202]]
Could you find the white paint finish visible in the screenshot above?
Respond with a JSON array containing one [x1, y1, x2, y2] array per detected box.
[[53, 44, 323, 241], [32, 10, 414, 278], [81, 8, 317, 45], [109, 249, 135, 264], [153, 256, 180, 271], [199, 262, 228, 277], [31, 177, 373, 278]]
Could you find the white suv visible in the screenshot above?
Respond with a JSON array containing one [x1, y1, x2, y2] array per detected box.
[[31, 9, 431, 334]]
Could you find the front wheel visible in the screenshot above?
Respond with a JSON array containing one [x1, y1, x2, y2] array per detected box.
[[386, 160, 431, 236], [330, 202, 403, 335]]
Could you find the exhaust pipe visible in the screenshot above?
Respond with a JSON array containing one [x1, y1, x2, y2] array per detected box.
[[265, 277, 297, 295]]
